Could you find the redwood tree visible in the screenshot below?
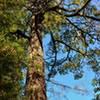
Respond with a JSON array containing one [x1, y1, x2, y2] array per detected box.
[[0, 0, 100, 100]]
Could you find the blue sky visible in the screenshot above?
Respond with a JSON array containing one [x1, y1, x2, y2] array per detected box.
[[43, 34, 96, 100], [50, 67, 95, 100], [42, 0, 100, 99]]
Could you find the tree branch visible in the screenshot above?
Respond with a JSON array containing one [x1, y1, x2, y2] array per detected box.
[[35, 15, 43, 49], [66, 18, 88, 47], [50, 32, 57, 67], [55, 40, 85, 55], [47, 0, 91, 17], [46, 79, 89, 94], [10, 29, 30, 40], [77, 14, 100, 21]]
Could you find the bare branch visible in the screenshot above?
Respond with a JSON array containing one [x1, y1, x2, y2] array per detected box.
[[46, 79, 89, 94], [48, 0, 91, 17], [66, 18, 88, 47], [50, 32, 57, 67], [55, 40, 85, 55], [75, 0, 91, 14], [77, 14, 100, 21]]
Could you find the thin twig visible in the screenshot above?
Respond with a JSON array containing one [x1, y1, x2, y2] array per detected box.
[[50, 32, 57, 67], [46, 79, 89, 94], [55, 40, 85, 55]]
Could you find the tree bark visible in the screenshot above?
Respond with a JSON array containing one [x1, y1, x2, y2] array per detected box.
[[25, 16, 46, 100]]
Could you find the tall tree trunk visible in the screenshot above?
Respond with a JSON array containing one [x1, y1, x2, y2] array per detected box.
[[25, 16, 46, 100]]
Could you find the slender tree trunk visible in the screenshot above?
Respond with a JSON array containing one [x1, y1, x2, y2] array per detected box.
[[25, 16, 46, 100]]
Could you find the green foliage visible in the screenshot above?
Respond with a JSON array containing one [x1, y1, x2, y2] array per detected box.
[[0, 0, 28, 99], [0, 42, 19, 99], [0, 30, 28, 99], [0, 0, 100, 99], [0, 0, 27, 32], [43, 1, 100, 99]]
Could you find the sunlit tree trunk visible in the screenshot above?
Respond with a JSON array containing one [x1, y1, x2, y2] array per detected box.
[[25, 16, 46, 100]]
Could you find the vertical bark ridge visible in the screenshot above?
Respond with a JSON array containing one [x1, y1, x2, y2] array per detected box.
[[25, 15, 46, 100]]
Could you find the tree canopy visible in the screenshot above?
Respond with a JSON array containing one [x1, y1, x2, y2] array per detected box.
[[0, 0, 100, 100]]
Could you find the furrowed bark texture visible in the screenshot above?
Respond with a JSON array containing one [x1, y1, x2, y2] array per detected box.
[[25, 16, 46, 100]]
